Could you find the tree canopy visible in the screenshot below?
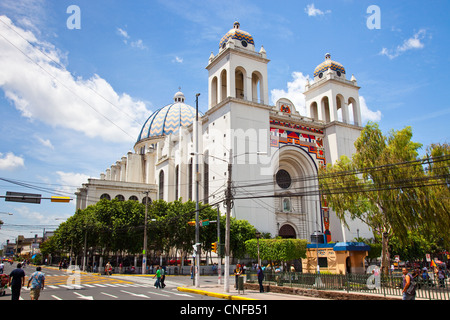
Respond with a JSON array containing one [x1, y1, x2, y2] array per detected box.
[[318, 122, 449, 272], [45, 198, 258, 262]]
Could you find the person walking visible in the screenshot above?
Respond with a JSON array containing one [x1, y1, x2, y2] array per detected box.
[[234, 264, 242, 290], [9, 263, 25, 300], [105, 261, 112, 276], [402, 267, 416, 300], [160, 265, 166, 288], [153, 266, 161, 289], [257, 266, 264, 293], [27, 266, 45, 300]]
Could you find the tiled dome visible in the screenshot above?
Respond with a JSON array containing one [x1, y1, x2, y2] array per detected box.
[[219, 21, 255, 49], [314, 53, 346, 78], [137, 91, 197, 141]]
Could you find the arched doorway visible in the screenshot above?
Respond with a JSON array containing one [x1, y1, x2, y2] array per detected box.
[[279, 224, 296, 239]]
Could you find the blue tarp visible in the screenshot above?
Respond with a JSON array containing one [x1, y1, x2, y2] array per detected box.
[[306, 242, 370, 251]]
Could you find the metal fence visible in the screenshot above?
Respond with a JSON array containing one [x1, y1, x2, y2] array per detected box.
[[246, 271, 450, 300]]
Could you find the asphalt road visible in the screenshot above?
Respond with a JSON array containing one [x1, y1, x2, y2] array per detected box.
[[0, 263, 221, 301]]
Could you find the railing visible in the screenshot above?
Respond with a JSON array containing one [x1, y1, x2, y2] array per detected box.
[[246, 271, 450, 300]]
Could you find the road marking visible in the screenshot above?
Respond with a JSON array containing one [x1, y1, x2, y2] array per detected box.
[[51, 295, 63, 300], [172, 292, 193, 297], [148, 291, 170, 297], [101, 292, 118, 299], [48, 285, 59, 289], [73, 292, 94, 300], [120, 290, 150, 299]]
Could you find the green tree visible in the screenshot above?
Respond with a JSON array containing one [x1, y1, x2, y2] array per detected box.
[[245, 238, 307, 266], [319, 122, 449, 274]]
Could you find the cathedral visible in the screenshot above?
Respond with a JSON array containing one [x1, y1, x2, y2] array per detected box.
[[76, 22, 370, 243]]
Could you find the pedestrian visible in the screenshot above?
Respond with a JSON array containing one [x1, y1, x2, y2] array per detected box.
[[234, 264, 242, 290], [257, 266, 264, 293], [401, 267, 416, 300], [153, 266, 161, 289], [0, 261, 4, 274], [27, 266, 45, 300], [105, 261, 112, 275], [9, 263, 25, 300], [161, 265, 166, 288]]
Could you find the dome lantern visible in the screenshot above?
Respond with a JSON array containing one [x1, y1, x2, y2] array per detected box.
[[314, 53, 346, 79]]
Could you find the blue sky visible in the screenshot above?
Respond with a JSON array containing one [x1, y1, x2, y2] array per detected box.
[[0, 0, 449, 246]]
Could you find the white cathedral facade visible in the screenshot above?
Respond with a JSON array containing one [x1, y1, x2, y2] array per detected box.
[[76, 22, 371, 243]]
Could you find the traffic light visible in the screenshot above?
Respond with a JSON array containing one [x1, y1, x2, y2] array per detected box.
[[211, 242, 218, 253], [188, 221, 196, 226]]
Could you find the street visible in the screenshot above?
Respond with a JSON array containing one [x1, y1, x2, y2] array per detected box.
[[0, 263, 221, 301]]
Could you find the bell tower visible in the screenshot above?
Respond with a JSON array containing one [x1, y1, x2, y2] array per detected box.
[[206, 22, 270, 109], [304, 53, 362, 127]]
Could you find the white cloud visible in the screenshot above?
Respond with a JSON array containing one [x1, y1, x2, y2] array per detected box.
[[0, 152, 25, 170], [380, 29, 427, 59], [271, 72, 382, 124], [0, 16, 150, 143], [131, 39, 147, 50], [56, 171, 92, 196], [271, 71, 310, 115], [117, 27, 146, 50], [305, 3, 331, 17], [359, 96, 382, 123], [35, 136, 54, 150], [117, 27, 130, 44], [173, 56, 183, 63]]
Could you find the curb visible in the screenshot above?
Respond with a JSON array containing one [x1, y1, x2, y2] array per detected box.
[[177, 287, 256, 300]]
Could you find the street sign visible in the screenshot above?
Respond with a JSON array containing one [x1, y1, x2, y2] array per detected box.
[[201, 219, 209, 226], [5, 191, 41, 204], [51, 196, 71, 203]]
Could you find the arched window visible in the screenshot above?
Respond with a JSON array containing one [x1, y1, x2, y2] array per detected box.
[[129, 195, 138, 201], [115, 195, 125, 201], [220, 69, 227, 102], [211, 77, 218, 107], [100, 193, 111, 201], [310, 102, 319, 121], [235, 67, 245, 99], [142, 197, 152, 206], [159, 170, 164, 200]]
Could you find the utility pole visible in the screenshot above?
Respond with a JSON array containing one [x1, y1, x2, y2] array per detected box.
[[224, 149, 232, 293], [195, 93, 201, 288], [217, 206, 221, 285]]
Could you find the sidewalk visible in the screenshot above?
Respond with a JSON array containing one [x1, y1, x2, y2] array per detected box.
[[177, 283, 328, 300]]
